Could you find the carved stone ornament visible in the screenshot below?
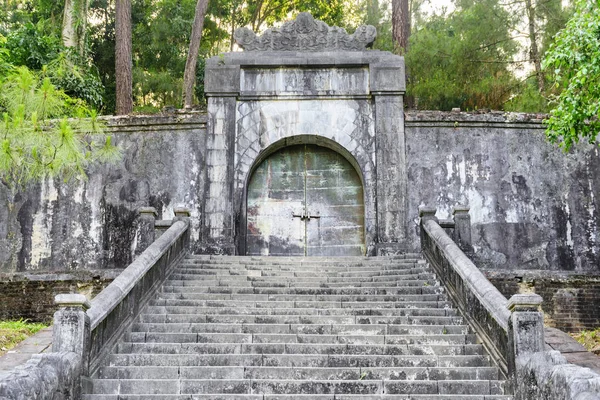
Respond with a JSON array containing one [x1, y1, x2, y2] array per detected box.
[[234, 12, 377, 52]]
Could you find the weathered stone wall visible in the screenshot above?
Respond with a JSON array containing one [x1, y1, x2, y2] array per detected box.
[[0, 113, 206, 273], [485, 270, 600, 332], [1, 110, 599, 275], [0, 271, 117, 323], [405, 111, 600, 272]]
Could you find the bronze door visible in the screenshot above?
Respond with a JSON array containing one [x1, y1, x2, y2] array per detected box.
[[246, 144, 365, 256]]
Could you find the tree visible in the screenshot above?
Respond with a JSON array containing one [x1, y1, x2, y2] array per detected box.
[[115, 0, 132, 115], [543, 0, 600, 150], [406, 0, 518, 110], [0, 67, 119, 189], [182, 0, 209, 109], [62, 0, 90, 55], [392, 0, 410, 53]]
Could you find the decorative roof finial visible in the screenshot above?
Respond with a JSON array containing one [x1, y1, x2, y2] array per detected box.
[[234, 13, 377, 52]]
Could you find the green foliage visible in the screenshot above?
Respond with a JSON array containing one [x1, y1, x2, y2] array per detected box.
[[0, 66, 120, 189], [542, 0, 600, 150], [0, 319, 47, 355], [505, 77, 548, 113], [4, 21, 62, 70], [406, 0, 518, 111], [571, 328, 600, 353], [46, 51, 105, 110]]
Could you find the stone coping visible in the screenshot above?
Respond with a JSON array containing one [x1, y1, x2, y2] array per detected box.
[[405, 110, 546, 124], [0, 270, 122, 282], [545, 327, 600, 374]]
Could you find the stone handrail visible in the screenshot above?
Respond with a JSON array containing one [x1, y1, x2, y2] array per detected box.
[[86, 219, 189, 373], [421, 216, 512, 374], [52, 218, 190, 380]]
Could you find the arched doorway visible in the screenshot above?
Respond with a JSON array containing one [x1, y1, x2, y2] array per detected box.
[[246, 144, 365, 256]]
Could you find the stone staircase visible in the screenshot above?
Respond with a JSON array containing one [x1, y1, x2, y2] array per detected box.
[[83, 254, 513, 399]]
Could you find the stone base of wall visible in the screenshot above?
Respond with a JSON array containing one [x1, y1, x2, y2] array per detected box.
[[484, 269, 600, 332], [0, 270, 119, 323]]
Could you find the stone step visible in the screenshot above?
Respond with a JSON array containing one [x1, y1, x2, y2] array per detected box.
[[167, 273, 436, 282], [174, 264, 427, 271], [142, 306, 456, 317], [136, 314, 464, 325], [183, 254, 424, 262], [83, 395, 513, 400], [123, 332, 478, 345], [149, 299, 453, 309], [160, 286, 444, 295], [87, 378, 506, 395], [85, 255, 510, 398], [108, 353, 492, 368], [130, 323, 471, 335], [115, 342, 484, 356], [155, 293, 447, 302], [167, 273, 438, 287], [170, 269, 431, 277], [97, 365, 499, 380], [165, 279, 440, 288]]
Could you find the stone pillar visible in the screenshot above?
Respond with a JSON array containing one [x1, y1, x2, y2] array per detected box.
[[203, 60, 240, 254], [372, 61, 407, 255], [135, 207, 157, 257], [52, 294, 91, 375], [452, 205, 473, 253]]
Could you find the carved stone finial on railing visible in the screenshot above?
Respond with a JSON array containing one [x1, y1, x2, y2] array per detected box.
[[508, 293, 545, 360], [419, 206, 438, 223], [234, 12, 377, 52]]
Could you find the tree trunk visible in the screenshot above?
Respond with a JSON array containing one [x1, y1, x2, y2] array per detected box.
[[392, 0, 410, 54], [526, 0, 545, 92], [62, 0, 89, 55], [115, 0, 133, 115], [182, 0, 209, 109]]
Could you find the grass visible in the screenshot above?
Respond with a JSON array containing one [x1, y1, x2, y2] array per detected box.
[[0, 319, 48, 356], [571, 328, 600, 354]]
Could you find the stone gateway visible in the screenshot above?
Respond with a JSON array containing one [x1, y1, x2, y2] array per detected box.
[[204, 12, 407, 256]]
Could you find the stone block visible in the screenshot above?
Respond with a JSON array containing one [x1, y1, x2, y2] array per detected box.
[[370, 62, 406, 93], [204, 65, 241, 95]]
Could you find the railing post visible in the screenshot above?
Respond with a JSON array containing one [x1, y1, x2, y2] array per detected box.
[[174, 206, 192, 244], [507, 293, 545, 388], [452, 205, 473, 253], [52, 294, 91, 396], [173, 206, 191, 223], [135, 207, 158, 257], [419, 206, 438, 224], [419, 206, 438, 253]]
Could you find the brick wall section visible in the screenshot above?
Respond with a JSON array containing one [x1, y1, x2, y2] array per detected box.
[[485, 270, 600, 332], [0, 271, 119, 323]]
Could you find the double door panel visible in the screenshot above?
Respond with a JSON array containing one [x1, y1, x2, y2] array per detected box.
[[246, 144, 365, 256]]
